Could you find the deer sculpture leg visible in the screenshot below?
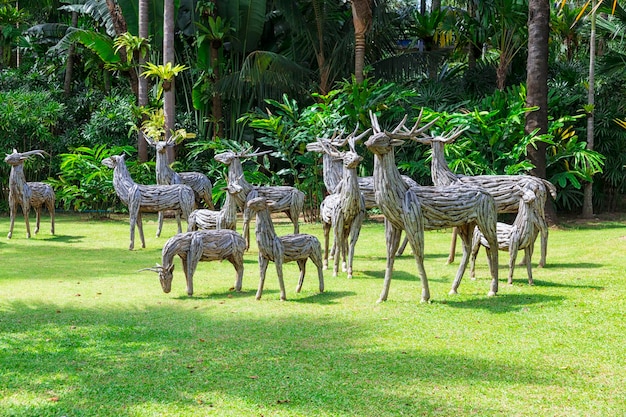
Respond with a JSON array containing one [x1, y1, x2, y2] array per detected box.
[[537, 217, 548, 268], [256, 256, 270, 300], [524, 246, 535, 285], [449, 225, 474, 295], [229, 255, 245, 291], [156, 212, 164, 237], [311, 250, 325, 294], [296, 259, 307, 292], [508, 239, 520, 286], [184, 233, 205, 296], [378, 220, 403, 303], [469, 227, 482, 280], [346, 212, 364, 279], [46, 199, 55, 235], [7, 199, 29, 239], [447, 227, 458, 264], [34, 206, 42, 235], [274, 257, 287, 301], [322, 221, 331, 269]]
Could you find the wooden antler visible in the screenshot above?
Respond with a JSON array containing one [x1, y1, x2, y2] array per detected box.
[[238, 147, 272, 159], [17, 149, 49, 160], [385, 110, 439, 140], [409, 124, 468, 145]]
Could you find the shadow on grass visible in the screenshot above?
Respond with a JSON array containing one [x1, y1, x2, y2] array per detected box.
[[44, 234, 86, 243], [440, 293, 564, 313], [540, 262, 602, 269], [0, 300, 568, 417]]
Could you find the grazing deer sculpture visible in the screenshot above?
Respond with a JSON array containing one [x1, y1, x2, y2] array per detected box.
[[411, 130, 556, 267], [470, 186, 540, 286], [365, 111, 499, 303], [143, 229, 246, 296], [214, 149, 305, 249], [146, 136, 214, 236], [102, 154, 196, 250], [5, 149, 55, 239], [317, 128, 369, 278], [187, 180, 242, 232], [247, 196, 324, 301]]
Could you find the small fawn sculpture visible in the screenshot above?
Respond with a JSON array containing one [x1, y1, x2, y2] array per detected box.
[[144, 229, 246, 296], [365, 111, 499, 303], [5, 149, 55, 239], [317, 129, 369, 278], [187, 181, 243, 232], [247, 196, 324, 301], [102, 154, 196, 250], [470, 187, 540, 285], [214, 149, 305, 249], [146, 136, 214, 236]]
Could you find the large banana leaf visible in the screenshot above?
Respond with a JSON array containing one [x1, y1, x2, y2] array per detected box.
[[59, 0, 117, 37], [49, 27, 120, 64]]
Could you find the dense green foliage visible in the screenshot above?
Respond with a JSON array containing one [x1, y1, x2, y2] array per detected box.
[[1, 1, 625, 217]]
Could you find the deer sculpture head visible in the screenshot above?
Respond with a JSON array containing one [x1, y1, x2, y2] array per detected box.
[[316, 126, 371, 170], [4, 149, 49, 167], [213, 148, 272, 166], [365, 110, 438, 154]]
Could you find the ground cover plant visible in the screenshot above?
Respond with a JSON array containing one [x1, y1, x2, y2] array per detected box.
[[0, 213, 625, 416]]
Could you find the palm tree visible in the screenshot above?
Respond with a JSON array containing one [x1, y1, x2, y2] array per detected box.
[[138, 0, 149, 162], [163, 0, 175, 162], [351, 0, 372, 83], [525, 0, 556, 224]]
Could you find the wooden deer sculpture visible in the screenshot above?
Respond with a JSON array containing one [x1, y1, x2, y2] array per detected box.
[[470, 186, 540, 286], [102, 154, 196, 250], [247, 196, 324, 301], [214, 149, 305, 249], [5, 149, 55, 239], [187, 181, 242, 232], [365, 111, 499, 303], [306, 132, 416, 256], [410, 129, 556, 267], [146, 136, 214, 237], [317, 128, 370, 278], [144, 229, 246, 296]]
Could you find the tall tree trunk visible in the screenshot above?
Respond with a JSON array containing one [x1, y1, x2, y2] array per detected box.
[[431, 0, 441, 12], [582, 0, 597, 218], [525, 0, 557, 225], [351, 0, 372, 83], [164, 0, 176, 163], [63, 11, 79, 97], [210, 38, 224, 138], [137, 0, 149, 162]]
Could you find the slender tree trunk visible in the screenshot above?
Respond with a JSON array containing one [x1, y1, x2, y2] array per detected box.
[[582, 1, 596, 218], [210, 38, 224, 138], [351, 0, 372, 84], [525, 0, 557, 225], [164, 0, 176, 163], [63, 11, 79, 97], [137, 0, 149, 162]]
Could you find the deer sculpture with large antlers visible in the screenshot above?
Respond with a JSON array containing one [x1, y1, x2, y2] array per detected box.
[[102, 154, 196, 250], [214, 149, 305, 249], [144, 229, 246, 297], [365, 111, 499, 303], [5, 149, 55, 239], [146, 136, 214, 237], [316, 129, 369, 278], [247, 196, 324, 301], [410, 128, 557, 267]]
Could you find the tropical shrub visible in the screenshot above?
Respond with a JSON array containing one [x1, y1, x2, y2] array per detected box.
[[48, 145, 155, 217]]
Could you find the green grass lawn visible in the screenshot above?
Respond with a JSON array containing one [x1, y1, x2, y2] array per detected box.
[[1, 212, 625, 416]]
